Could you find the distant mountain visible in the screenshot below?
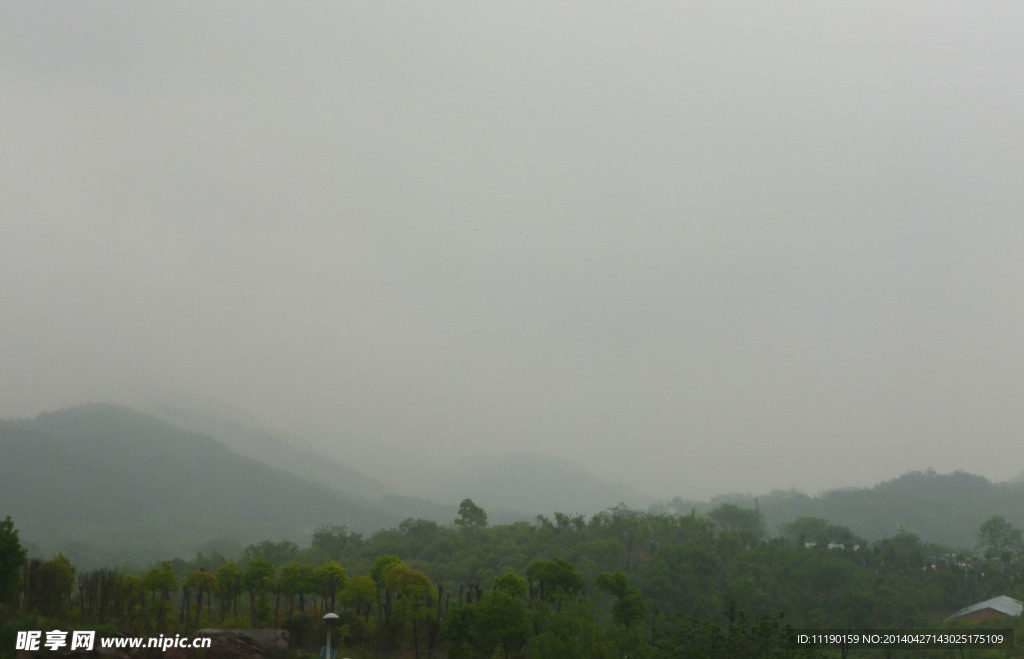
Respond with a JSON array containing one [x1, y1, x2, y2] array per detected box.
[[0, 404, 403, 568], [145, 402, 463, 527], [679, 469, 1024, 550], [149, 403, 388, 499], [428, 452, 651, 517]]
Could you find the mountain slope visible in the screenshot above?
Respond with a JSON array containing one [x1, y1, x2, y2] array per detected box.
[[0, 404, 401, 567], [700, 470, 1024, 549], [149, 403, 388, 499], [428, 452, 651, 516]]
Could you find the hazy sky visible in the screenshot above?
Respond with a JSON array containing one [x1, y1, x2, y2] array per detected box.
[[3, 2, 1022, 500]]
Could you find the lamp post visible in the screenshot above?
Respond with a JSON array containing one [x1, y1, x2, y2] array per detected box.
[[322, 612, 340, 659]]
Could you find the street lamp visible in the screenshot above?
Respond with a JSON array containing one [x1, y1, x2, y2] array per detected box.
[[322, 612, 340, 659]]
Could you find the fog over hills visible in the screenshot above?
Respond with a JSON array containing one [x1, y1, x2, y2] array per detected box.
[[134, 389, 649, 516], [7, 402, 1024, 569], [148, 402, 390, 500], [655, 470, 1024, 550], [0, 404, 402, 568], [427, 452, 651, 517], [0, 403, 643, 566]]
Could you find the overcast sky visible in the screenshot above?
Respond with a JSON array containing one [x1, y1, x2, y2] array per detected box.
[[2, 2, 1022, 500]]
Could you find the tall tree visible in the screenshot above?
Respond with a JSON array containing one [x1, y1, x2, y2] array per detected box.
[[311, 525, 355, 560], [185, 571, 216, 629], [454, 499, 488, 533], [477, 590, 528, 659], [243, 557, 275, 626], [143, 561, 177, 631], [215, 561, 243, 620], [25, 554, 76, 618], [978, 515, 1024, 560], [707, 503, 766, 546], [595, 571, 647, 628], [279, 562, 317, 615], [0, 517, 27, 610], [317, 561, 348, 613], [384, 562, 436, 659], [341, 574, 376, 621], [526, 558, 584, 602]]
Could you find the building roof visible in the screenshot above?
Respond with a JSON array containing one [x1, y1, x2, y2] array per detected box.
[[949, 595, 1023, 619]]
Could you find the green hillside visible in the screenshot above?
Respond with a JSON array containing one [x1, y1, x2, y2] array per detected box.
[[7, 402, 1024, 570], [0, 404, 402, 568], [661, 469, 1024, 550], [149, 403, 390, 499]]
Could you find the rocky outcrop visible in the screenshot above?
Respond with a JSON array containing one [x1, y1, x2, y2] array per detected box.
[[133, 630, 289, 659], [15, 629, 289, 659]]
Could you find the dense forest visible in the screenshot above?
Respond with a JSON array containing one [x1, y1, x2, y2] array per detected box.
[[4, 499, 1024, 658]]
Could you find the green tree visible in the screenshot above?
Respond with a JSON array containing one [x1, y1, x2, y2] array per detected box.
[[311, 524, 355, 560], [341, 574, 376, 621], [455, 499, 488, 533], [144, 561, 177, 602], [27, 554, 76, 618], [143, 561, 177, 631], [654, 610, 809, 658], [441, 604, 479, 658], [477, 590, 528, 659], [0, 516, 27, 610], [707, 503, 765, 546], [526, 558, 585, 602], [243, 539, 300, 565], [596, 571, 647, 627], [317, 561, 348, 613], [215, 560, 243, 621], [116, 573, 145, 633], [493, 571, 528, 598], [370, 554, 403, 587], [874, 528, 924, 572], [370, 554, 403, 623], [384, 562, 436, 658], [183, 570, 216, 630], [528, 597, 608, 658], [243, 557, 275, 626], [279, 561, 317, 615], [640, 541, 722, 617], [978, 515, 1024, 560]]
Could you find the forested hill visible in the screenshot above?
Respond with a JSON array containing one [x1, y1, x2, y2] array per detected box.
[[149, 403, 390, 499], [0, 404, 404, 568], [664, 469, 1024, 550], [7, 402, 1022, 567]]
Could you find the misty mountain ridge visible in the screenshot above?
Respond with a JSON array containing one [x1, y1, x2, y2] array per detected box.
[[0, 403, 565, 566], [139, 400, 536, 525], [138, 390, 645, 518], [0, 403, 405, 568], [148, 402, 389, 499], [428, 452, 652, 516], [658, 468, 1024, 549], [7, 403, 1024, 568]]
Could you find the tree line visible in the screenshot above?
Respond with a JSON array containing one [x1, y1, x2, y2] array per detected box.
[[4, 504, 1024, 657]]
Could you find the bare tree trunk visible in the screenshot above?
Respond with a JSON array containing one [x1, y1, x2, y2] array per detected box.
[[181, 587, 190, 631], [195, 586, 203, 629]]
